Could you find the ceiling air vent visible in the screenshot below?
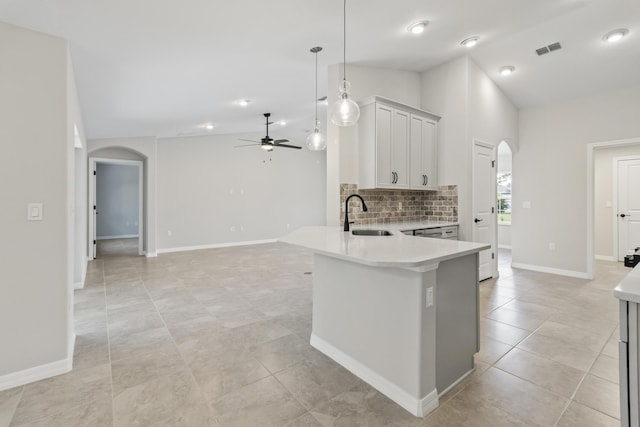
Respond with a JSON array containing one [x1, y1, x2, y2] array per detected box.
[[536, 42, 562, 56]]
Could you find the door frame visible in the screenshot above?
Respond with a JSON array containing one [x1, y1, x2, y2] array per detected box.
[[613, 155, 640, 261], [587, 137, 640, 278], [472, 139, 498, 279], [88, 157, 144, 259]]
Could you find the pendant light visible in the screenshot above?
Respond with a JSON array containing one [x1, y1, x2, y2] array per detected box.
[[306, 46, 327, 151], [330, 0, 360, 127]]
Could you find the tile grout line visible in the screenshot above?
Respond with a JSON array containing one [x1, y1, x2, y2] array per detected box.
[[552, 293, 622, 425], [138, 263, 222, 426], [100, 258, 116, 427], [6, 385, 25, 426]]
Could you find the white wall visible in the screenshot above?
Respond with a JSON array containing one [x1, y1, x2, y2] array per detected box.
[[594, 145, 640, 260], [0, 22, 73, 384], [498, 224, 512, 249], [69, 57, 88, 290], [156, 134, 326, 250], [421, 56, 518, 241], [515, 85, 640, 275], [88, 138, 158, 256], [96, 163, 139, 238], [326, 64, 422, 225]]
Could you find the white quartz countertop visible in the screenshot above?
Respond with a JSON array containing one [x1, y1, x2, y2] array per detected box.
[[614, 265, 640, 303], [279, 226, 489, 269]]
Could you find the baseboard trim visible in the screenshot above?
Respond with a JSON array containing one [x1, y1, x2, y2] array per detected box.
[[0, 357, 72, 392], [595, 255, 616, 262], [157, 239, 278, 255], [438, 367, 474, 397], [96, 234, 139, 240], [74, 259, 88, 290], [511, 262, 590, 279], [145, 252, 157, 258], [310, 333, 439, 417]]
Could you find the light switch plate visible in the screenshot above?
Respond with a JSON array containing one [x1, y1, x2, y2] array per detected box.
[[28, 203, 43, 221]]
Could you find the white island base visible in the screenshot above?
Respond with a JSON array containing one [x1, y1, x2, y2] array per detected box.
[[280, 226, 486, 418], [309, 252, 479, 417]]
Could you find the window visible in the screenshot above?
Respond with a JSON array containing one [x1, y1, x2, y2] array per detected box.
[[497, 172, 511, 223]]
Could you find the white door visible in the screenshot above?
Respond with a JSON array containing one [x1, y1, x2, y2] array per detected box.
[[617, 158, 640, 260], [473, 142, 496, 281], [89, 161, 97, 259]]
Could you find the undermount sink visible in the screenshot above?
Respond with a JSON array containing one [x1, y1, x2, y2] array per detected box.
[[351, 229, 393, 236]]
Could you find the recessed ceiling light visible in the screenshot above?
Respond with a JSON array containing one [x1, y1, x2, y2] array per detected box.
[[204, 123, 215, 130], [407, 21, 429, 35], [277, 120, 287, 126], [461, 36, 479, 48], [603, 28, 629, 43], [499, 66, 515, 76], [236, 99, 252, 107]]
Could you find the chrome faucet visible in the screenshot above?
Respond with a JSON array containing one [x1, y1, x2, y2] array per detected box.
[[344, 194, 368, 231]]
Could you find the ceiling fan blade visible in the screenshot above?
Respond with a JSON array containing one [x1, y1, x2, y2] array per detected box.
[[275, 143, 302, 149], [234, 143, 260, 148], [273, 139, 290, 144], [238, 138, 258, 143]]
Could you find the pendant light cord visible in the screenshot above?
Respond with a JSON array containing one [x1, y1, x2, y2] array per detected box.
[[315, 49, 318, 124], [343, 0, 347, 83]]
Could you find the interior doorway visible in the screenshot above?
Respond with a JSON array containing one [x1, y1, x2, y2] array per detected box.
[[497, 141, 513, 251], [88, 157, 143, 259], [588, 137, 640, 278], [614, 156, 640, 261]]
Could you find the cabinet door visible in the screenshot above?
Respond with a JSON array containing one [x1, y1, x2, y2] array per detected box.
[[375, 104, 394, 187], [422, 119, 437, 189], [391, 109, 410, 187], [409, 115, 438, 190], [410, 115, 425, 189]]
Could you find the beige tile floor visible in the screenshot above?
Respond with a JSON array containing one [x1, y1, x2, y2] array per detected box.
[[0, 241, 626, 426]]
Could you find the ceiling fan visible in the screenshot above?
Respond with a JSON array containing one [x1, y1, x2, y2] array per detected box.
[[236, 113, 301, 151]]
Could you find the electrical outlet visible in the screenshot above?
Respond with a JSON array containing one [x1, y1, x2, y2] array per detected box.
[[240, 225, 244, 232], [167, 230, 172, 236], [230, 226, 236, 232], [426, 287, 433, 308], [549, 242, 555, 251]]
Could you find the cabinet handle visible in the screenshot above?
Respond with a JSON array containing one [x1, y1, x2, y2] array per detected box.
[[422, 175, 426, 185], [392, 171, 397, 184], [425, 174, 428, 186]]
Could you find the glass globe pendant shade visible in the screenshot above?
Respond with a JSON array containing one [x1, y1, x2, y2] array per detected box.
[[330, 80, 360, 126], [306, 126, 327, 151]]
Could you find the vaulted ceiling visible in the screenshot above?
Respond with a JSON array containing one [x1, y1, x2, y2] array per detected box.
[[1, 0, 638, 142]]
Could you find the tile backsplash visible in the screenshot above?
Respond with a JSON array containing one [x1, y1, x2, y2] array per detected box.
[[340, 183, 458, 225]]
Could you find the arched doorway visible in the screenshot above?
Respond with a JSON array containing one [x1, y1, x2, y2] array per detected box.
[[88, 147, 146, 259], [497, 140, 513, 273]]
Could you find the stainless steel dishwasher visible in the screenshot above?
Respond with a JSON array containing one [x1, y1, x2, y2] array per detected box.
[[407, 225, 458, 240]]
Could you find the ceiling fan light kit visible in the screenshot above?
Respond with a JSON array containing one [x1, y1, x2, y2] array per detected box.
[[235, 113, 301, 151], [330, 0, 360, 127], [307, 46, 327, 151]]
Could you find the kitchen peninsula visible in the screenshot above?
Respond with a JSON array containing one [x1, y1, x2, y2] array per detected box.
[[280, 225, 489, 417]]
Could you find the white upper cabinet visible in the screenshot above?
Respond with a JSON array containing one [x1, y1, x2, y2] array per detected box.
[[409, 114, 438, 190], [358, 96, 440, 190]]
